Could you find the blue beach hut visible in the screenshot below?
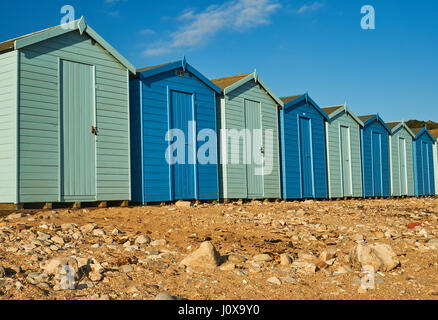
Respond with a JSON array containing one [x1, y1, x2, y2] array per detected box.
[[359, 114, 391, 197], [279, 94, 328, 199], [410, 127, 436, 196], [130, 59, 221, 203]]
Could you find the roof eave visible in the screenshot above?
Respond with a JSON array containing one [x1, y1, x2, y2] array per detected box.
[[186, 64, 222, 94], [363, 114, 391, 134], [223, 72, 284, 107], [414, 127, 436, 142], [401, 122, 416, 138], [284, 93, 328, 120], [328, 105, 364, 127], [223, 73, 255, 95], [13, 17, 136, 74], [139, 60, 221, 94]]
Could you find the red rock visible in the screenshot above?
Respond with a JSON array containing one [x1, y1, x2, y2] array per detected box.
[[408, 222, 421, 229]]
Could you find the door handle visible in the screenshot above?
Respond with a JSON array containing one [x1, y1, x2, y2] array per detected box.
[[91, 126, 98, 136], [260, 146, 264, 154]]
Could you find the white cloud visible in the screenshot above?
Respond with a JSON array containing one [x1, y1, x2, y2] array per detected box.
[[109, 11, 120, 17], [139, 29, 156, 35], [105, 0, 126, 17], [144, 0, 281, 56], [297, 2, 325, 15]]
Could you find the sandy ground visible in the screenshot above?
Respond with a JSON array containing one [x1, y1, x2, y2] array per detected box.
[[0, 197, 438, 300]]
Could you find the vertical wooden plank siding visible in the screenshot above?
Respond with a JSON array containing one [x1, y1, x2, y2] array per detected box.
[[281, 100, 327, 199], [17, 31, 130, 203], [244, 99, 263, 198], [60, 60, 96, 200], [413, 132, 436, 196], [361, 120, 391, 197], [433, 142, 438, 195], [325, 112, 362, 198], [138, 68, 218, 202], [0, 51, 18, 203], [217, 97, 227, 199], [129, 78, 143, 203], [389, 127, 415, 196], [220, 80, 281, 199]]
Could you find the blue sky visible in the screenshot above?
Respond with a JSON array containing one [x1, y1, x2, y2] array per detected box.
[[1, 0, 437, 122]]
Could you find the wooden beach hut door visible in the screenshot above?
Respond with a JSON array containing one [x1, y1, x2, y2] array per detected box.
[[340, 126, 352, 197], [60, 60, 96, 201], [398, 137, 408, 195], [372, 132, 383, 196], [171, 90, 196, 200], [244, 99, 263, 198], [300, 117, 313, 197], [421, 141, 431, 194]]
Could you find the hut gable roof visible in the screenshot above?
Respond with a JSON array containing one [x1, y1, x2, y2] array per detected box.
[[322, 105, 343, 116], [137, 61, 177, 73], [280, 95, 304, 105], [358, 115, 376, 123], [0, 17, 136, 74], [386, 121, 415, 137], [211, 74, 251, 90], [211, 72, 284, 107], [386, 121, 401, 130], [137, 58, 221, 94], [359, 114, 391, 133], [281, 93, 328, 120], [322, 104, 364, 126], [409, 127, 436, 141]]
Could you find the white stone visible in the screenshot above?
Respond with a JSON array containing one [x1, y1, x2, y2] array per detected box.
[[350, 243, 399, 272], [267, 276, 282, 285], [280, 254, 292, 266], [80, 223, 97, 234], [151, 239, 167, 247], [180, 241, 222, 269], [51, 235, 65, 246], [175, 201, 192, 208], [291, 261, 316, 275], [427, 238, 438, 248], [253, 254, 273, 262], [40, 257, 78, 275], [135, 235, 151, 245]]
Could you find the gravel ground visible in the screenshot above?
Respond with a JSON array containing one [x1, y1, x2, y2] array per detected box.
[[0, 197, 438, 300]]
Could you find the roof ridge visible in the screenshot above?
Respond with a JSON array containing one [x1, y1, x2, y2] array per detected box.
[[322, 105, 344, 109], [0, 18, 81, 48], [137, 61, 179, 73], [210, 73, 253, 91], [211, 73, 252, 82]]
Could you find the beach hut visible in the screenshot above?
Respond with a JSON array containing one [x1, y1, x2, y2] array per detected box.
[[359, 115, 391, 197], [410, 127, 436, 196], [386, 122, 415, 197], [211, 72, 282, 200], [432, 131, 438, 195], [322, 104, 364, 198], [130, 59, 221, 203], [280, 94, 328, 199], [0, 18, 135, 207]]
